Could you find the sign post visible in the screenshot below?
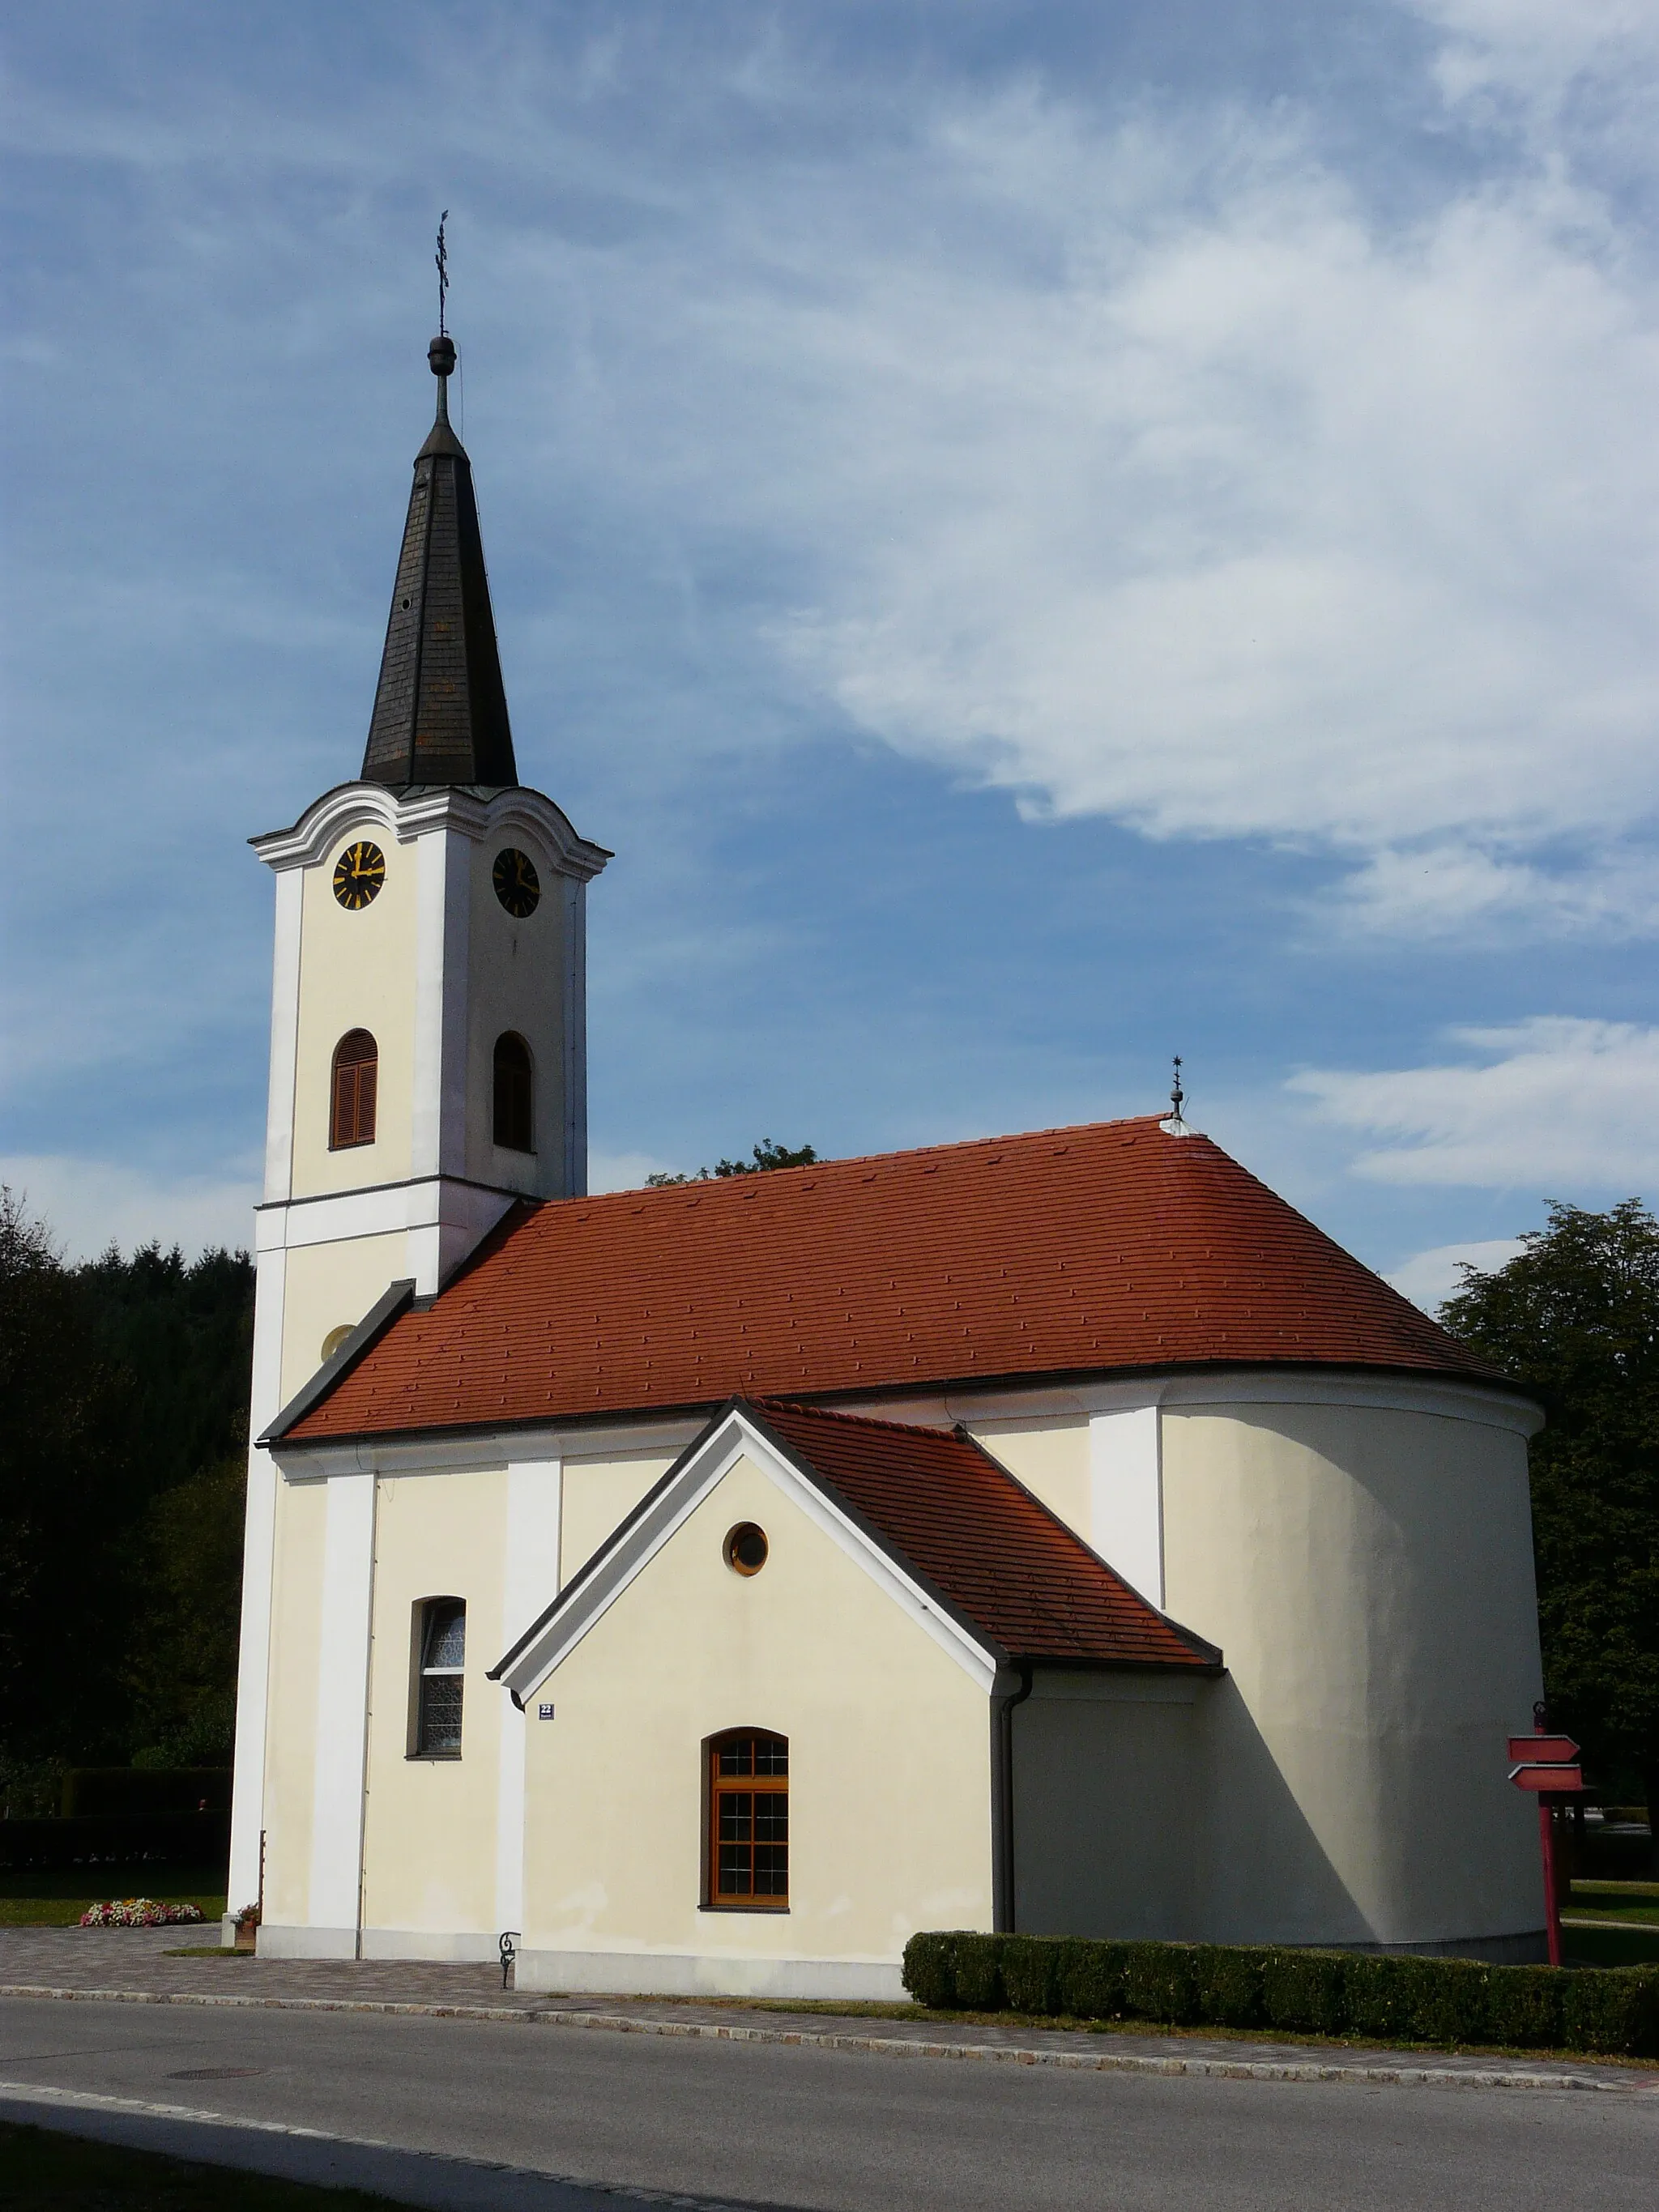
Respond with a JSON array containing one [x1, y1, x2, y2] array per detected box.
[[1508, 1705, 1588, 1968]]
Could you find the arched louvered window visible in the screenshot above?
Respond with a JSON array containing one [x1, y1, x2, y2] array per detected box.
[[330, 1030, 377, 1149], [411, 1597, 465, 1758], [706, 1729, 788, 1909], [493, 1031, 535, 1153]]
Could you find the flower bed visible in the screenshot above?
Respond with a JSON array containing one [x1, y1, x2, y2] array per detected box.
[[79, 1899, 205, 1928]]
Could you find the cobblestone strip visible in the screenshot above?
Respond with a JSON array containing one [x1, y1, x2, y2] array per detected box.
[[0, 1982, 1648, 2095]]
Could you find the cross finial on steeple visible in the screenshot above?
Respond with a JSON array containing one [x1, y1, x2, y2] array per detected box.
[[359, 230, 518, 791]]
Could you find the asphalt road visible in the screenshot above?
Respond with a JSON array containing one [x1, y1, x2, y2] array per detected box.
[[0, 1997, 1654, 2212]]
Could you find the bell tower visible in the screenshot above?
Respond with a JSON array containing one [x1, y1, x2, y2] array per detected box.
[[227, 329, 608, 1921]]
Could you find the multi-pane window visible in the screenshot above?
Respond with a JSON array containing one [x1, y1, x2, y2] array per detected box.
[[493, 1032, 534, 1153], [330, 1029, 378, 1149], [708, 1730, 787, 1908], [414, 1598, 465, 1758]]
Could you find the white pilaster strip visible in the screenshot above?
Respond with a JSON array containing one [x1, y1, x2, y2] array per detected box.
[[308, 1470, 377, 1946], [262, 869, 304, 1204], [1089, 1400, 1165, 1609], [494, 1457, 563, 1935], [438, 827, 471, 1178], [410, 829, 451, 1183], [563, 877, 586, 1197], [226, 1242, 289, 1915]]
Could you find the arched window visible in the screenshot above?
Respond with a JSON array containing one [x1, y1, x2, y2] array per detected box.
[[706, 1729, 788, 1908], [330, 1029, 377, 1149], [411, 1598, 465, 1758], [493, 1031, 535, 1153]]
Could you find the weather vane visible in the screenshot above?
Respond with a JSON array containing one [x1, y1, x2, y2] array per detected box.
[[436, 210, 450, 339], [1170, 1055, 1184, 1123]]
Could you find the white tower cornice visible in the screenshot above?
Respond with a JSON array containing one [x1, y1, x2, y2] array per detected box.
[[250, 780, 612, 880]]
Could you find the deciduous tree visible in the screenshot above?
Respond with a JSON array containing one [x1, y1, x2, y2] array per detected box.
[[1442, 1200, 1659, 1843]]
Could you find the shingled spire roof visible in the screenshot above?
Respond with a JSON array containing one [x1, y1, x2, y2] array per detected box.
[[360, 335, 518, 789]]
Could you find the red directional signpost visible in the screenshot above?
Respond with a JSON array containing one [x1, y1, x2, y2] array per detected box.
[[1508, 1707, 1588, 1967]]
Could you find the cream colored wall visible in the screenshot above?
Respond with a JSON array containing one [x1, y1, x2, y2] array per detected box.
[[1162, 1400, 1544, 1946], [259, 1476, 328, 1925], [968, 1417, 1090, 1541], [360, 1467, 510, 1937], [521, 1450, 993, 1968], [275, 1230, 411, 1407], [463, 830, 568, 1196], [290, 829, 420, 1196], [559, 1450, 677, 1589], [1013, 1673, 1205, 1939]]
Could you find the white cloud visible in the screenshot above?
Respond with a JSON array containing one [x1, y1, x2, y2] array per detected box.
[[762, 125, 1659, 888], [10, 12, 1659, 974], [0, 1156, 258, 1261], [1291, 1016, 1659, 1187], [1333, 846, 1659, 940], [1413, 1, 1659, 125], [1385, 1236, 1526, 1311]]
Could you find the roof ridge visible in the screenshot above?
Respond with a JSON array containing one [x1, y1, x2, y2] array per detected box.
[[549, 1111, 1179, 1211]]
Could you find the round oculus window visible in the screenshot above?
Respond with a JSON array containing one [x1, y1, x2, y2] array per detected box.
[[493, 847, 541, 918], [724, 1523, 769, 1576]]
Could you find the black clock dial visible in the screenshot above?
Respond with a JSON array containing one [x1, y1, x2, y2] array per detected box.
[[493, 847, 541, 918], [332, 841, 386, 911]]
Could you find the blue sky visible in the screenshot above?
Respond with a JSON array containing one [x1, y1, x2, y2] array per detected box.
[[5, 1, 1659, 1305]]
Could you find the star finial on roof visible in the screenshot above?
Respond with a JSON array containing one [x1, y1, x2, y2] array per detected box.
[[1160, 1055, 1192, 1137]]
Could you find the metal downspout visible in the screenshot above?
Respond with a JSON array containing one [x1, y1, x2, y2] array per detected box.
[[991, 1660, 1034, 1933]]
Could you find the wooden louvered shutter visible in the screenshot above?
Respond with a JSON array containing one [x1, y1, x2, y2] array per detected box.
[[330, 1030, 378, 1149]]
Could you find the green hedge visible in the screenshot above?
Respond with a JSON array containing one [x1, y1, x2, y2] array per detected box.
[[900, 1932, 1659, 2058]]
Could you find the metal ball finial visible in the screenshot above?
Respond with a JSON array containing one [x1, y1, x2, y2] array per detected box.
[[429, 335, 456, 377]]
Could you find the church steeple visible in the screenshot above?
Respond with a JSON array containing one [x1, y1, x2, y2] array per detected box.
[[360, 334, 518, 790]]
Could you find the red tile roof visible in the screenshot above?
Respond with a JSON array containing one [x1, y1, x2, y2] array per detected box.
[[749, 1398, 1218, 1669], [280, 1115, 1508, 1443]]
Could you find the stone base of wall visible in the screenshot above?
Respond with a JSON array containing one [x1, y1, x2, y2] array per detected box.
[[514, 1947, 907, 2001]]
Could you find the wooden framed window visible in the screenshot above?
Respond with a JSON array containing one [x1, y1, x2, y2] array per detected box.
[[412, 1597, 465, 1758], [330, 1029, 378, 1149], [493, 1031, 535, 1153], [706, 1729, 787, 1909]]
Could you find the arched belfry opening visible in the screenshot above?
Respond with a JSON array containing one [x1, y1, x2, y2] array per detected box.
[[493, 1031, 534, 1153]]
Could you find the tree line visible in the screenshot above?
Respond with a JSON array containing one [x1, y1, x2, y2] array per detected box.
[[0, 1190, 252, 1813]]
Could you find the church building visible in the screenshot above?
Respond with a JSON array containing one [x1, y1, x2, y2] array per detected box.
[[228, 330, 1550, 1993]]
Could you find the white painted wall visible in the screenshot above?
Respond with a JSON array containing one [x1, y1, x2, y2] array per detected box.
[[1161, 1388, 1546, 1950], [1013, 1671, 1205, 1938], [495, 1456, 564, 1937], [297, 1469, 377, 1954], [1088, 1397, 1165, 1606]]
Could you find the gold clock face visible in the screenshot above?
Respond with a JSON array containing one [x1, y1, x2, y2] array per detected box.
[[332, 841, 386, 911], [493, 847, 541, 918]]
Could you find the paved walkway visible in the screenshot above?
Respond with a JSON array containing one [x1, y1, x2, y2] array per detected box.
[[1, 1926, 1654, 2096]]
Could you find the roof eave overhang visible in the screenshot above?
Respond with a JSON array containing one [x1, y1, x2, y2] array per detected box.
[[284, 1353, 1542, 1455], [258, 1278, 416, 1447]]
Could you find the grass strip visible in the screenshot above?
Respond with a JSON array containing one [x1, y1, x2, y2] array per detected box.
[[0, 2120, 403, 2210]]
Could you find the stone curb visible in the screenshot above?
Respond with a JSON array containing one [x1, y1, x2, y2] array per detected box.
[[1, 1982, 1652, 2095]]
